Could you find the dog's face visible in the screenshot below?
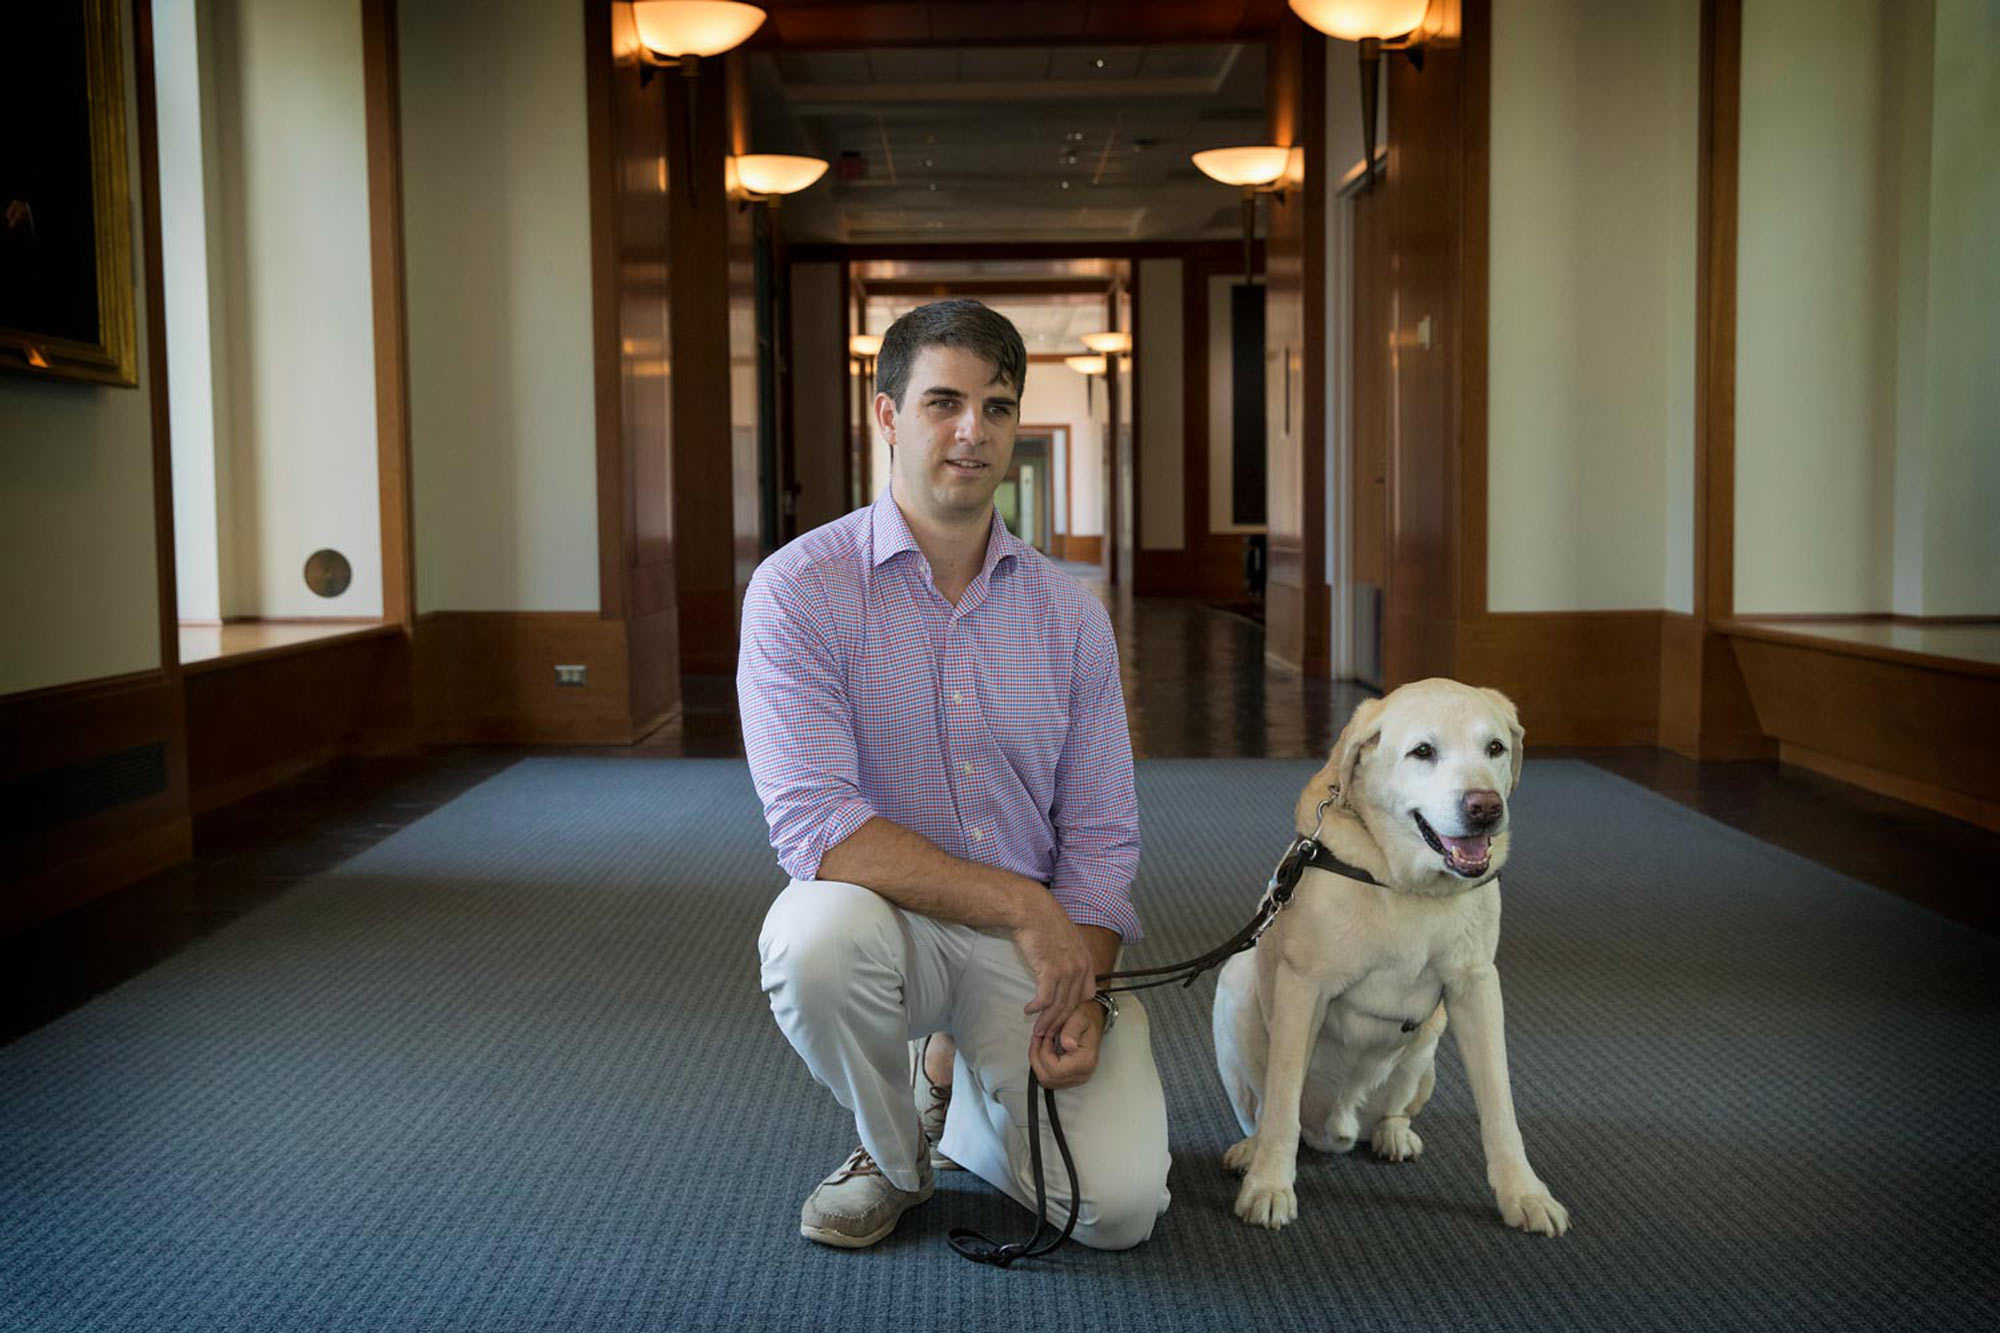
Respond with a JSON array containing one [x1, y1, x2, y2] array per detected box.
[[1301, 679, 1526, 892]]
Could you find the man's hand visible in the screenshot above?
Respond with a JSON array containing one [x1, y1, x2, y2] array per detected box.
[[1012, 894, 1099, 1041], [1029, 1000, 1105, 1090]]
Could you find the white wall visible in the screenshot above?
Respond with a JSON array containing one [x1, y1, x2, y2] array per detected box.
[[1735, 0, 1901, 614], [400, 0, 598, 612], [1020, 365, 1100, 538], [157, 0, 222, 623], [1136, 259, 1185, 550], [0, 0, 162, 695], [1736, 0, 1997, 616], [1909, 0, 2000, 614], [207, 0, 381, 618], [1487, 0, 1699, 613]]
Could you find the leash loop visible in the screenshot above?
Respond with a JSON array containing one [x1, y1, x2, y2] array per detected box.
[[950, 813, 1350, 1268]]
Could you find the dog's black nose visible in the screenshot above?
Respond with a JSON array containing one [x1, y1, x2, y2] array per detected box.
[[1462, 790, 1503, 827]]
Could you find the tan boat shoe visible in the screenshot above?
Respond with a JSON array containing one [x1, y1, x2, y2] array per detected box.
[[799, 1145, 934, 1248]]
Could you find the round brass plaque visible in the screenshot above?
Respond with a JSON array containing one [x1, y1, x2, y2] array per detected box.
[[304, 549, 352, 598]]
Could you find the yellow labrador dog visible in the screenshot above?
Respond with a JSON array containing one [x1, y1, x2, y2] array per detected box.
[[1212, 678, 1570, 1236]]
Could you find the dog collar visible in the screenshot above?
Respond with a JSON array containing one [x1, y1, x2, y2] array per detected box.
[[1297, 839, 1383, 887]]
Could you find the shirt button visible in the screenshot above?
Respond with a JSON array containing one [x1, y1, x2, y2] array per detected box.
[[951, 691, 964, 704], [969, 828, 985, 841], [960, 761, 974, 775]]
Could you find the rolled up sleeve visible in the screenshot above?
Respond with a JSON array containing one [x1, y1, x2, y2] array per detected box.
[[1048, 606, 1143, 941], [737, 561, 878, 881]]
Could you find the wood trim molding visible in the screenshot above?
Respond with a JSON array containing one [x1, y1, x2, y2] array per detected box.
[[1460, 0, 1492, 621], [133, 0, 180, 681], [1717, 618, 2000, 679], [583, 0, 631, 623], [1695, 0, 1741, 621], [361, 0, 416, 629]]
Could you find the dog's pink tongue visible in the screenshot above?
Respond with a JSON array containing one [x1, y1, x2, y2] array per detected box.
[[1442, 833, 1491, 864]]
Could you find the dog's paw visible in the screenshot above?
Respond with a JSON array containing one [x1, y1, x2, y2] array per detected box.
[[1233, 1176, 1299, 1230], [1370, 1117, 1423, 1162], [1221, 1136, 1257, 1175], [1498, 1185, 1570, 1237]]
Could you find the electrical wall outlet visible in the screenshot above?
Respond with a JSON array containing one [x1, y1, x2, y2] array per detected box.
[[555, 664, 588, 687]]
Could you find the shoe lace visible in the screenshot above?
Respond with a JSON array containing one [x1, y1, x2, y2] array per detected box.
[[830, 1146, 882, 1185]]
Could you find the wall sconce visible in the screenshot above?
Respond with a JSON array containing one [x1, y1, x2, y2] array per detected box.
[[728, 154, 829, 206], [1065, 353, 1108, 411], [1286, 0, 1430, 189], [849, 333, 881, 378], [632, 2, 765, 85], [1192, 146, 1295, 280]]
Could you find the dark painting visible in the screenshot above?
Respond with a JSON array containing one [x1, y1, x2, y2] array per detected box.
[[0, 0, 136, 386]]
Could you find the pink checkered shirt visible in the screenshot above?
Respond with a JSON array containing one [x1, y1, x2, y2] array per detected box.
[[737, 489, 1142, 940]]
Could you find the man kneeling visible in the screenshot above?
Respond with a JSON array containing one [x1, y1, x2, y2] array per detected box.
[[739, 299, 1170, 1250]]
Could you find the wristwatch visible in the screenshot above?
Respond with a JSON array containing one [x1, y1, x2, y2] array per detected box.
[[1091, 991, 1119, 1034]]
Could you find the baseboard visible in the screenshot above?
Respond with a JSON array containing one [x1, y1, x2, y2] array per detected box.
[[1058, 534, 1103, 564], [1657, 613, 1775, 760], [1730, 633, 1998, 820], [1134, 540, 1249, 600], [0, 670, 193, 934], [1780, 743, 2000, 833], [416, 611, 636, 744]]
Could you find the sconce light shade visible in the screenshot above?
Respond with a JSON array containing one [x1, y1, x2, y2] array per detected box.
[[1191, 146, 1293, 189], [849, 334, 883, 358], [1286, 0, 1430, 40], [632, 1, 766, 59], [1064, 355, 1109, 376], [1081, 331, 1131, 355], [731, 154, 829, 197]]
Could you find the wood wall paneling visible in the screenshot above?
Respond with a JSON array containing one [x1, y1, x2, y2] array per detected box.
[[1456, 612, 1664, 746], [183, 629, 410, 813], [667, 58, 742, 676], [1380, 1, 1466, 688], [1262, 18, 1330, 673], [1731, 636, 2000, 830], [0, 672, 192, 934], [587, 0, 681, 726], [415, 612, 635, 744], [1134, 252, 1254, 600]]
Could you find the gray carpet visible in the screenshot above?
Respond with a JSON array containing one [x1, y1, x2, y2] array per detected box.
[[3, 758, 1998, 1332]]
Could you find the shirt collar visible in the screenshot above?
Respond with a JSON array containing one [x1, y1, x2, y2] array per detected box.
[[870, 486, 1023, 577]]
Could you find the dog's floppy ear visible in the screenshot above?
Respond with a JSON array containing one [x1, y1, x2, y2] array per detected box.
[[1332, 696, 1386, 806], [1480, 687, 1526, 790]]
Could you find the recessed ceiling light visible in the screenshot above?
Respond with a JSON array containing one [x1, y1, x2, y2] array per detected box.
[[1059, 180, 1071, 190], [1093, 57, 1106, 69]]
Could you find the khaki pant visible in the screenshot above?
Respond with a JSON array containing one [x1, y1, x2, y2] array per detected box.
[[757, 878, 1172, 1250]]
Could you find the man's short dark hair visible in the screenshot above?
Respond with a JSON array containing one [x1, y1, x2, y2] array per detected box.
[[875, 299, 1027, 409]]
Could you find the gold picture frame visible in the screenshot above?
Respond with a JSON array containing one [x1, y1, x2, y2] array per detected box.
[[1, 0, 138, 387]]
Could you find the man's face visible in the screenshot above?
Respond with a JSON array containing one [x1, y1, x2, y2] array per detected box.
[[877, 344, 1020, 528]]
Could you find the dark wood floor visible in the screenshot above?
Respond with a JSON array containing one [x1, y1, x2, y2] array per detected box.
[[5, 582, 1994, 1046]]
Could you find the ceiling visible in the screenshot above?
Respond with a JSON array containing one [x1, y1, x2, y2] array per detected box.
[[744, 42, 1270, 245], [860, 293, 1111, 352]]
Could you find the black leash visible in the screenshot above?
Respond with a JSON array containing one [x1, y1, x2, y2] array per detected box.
[[949, 791, 1379, 1267]]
